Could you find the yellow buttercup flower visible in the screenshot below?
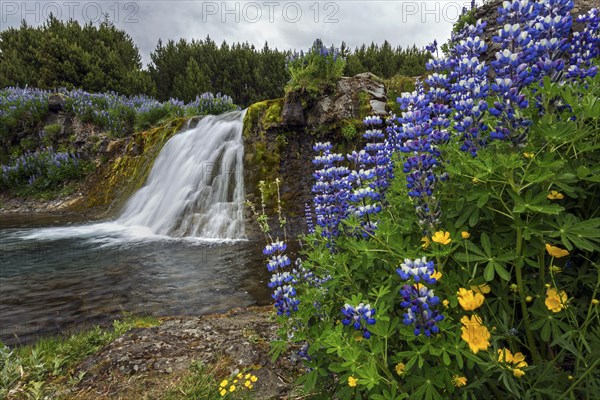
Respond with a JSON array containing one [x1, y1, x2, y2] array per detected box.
[[395, 363, 406, 376], [592, 299, 599, 306], [452, 375, 467, 387], [525, 296, 533, 303], [431, 270, 442, 281], [229, 385, 236, 392], [250, 375, 258, 383], [471, 284, 491, 294], [457, 288, 485, 311], [545, 287, 568, 313], [219, 388, 227, 397], [547, 190, 564, 200], [498, 348, 528, 378], [432, 231, 452, 245], [460, 315, 490, 354], [523, 152, 534, 159], [461, 231, 470, 239], [546, 244, 569, 258], [513, 368, 526, 378], [220, 380, 228, 388], [348, 376, 358, 387], [421, 236, 431, 249], [442, 299, 450, 308]]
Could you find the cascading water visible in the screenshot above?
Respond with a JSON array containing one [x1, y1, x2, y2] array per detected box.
[[117, 110, 246, 239]]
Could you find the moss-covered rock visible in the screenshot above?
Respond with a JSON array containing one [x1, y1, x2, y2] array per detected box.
[[73, 118, 188, 215]]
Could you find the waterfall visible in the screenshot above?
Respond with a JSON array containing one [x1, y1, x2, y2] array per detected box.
[[116, 110, 246, 239]]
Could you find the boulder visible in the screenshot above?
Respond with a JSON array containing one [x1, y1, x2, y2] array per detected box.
[[48, 94, 66, 112]]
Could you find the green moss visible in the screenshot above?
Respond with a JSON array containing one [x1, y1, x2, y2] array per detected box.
[[243, 98, 283, 139], [78, 117, 187, 212], [385, 74, 417, 114]]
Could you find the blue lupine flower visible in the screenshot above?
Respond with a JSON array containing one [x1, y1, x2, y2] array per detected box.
[[399, 284, 444, 337], [341, 303, 377, 339], [396, 257, 437, 284]]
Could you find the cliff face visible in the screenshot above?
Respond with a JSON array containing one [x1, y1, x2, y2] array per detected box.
[[242, 72, 388, 238]]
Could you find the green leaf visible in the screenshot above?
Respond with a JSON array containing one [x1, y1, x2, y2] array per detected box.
[[494, 263, 512, 281], [484, 262, 495, 281]]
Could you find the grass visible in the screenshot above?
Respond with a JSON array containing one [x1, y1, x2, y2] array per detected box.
[[1, 314, 159, 399]]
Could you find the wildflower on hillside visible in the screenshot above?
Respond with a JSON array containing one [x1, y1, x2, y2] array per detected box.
[[432, 231, 451, 245], [397, 257, 437, 284], [471, 283, 491, 294], [457, 288, 485, 311], [348, 376, 358, 387], [547, 190, 564, 200], [421, 236, 431, 248], [546, 244, 569, 258], [498, 348, 528, 378], [395, 363, 406, 376], [460, 315, 490, 354], [341, 303, 377, 339], [452, 375, 467, 387], [545, 287, 568, 313], [399, 284, 444, 336], [461, 231, 470, 239]]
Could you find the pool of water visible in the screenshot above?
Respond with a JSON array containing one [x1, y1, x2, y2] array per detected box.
[[0, 215, 271, 346]]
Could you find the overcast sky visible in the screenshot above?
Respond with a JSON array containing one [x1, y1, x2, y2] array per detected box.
[[0, 1, 472, 66]]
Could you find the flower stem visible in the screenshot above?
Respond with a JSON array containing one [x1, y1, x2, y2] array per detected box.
[[515, 227, 542, 364]]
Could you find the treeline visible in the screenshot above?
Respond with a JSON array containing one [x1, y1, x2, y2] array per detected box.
[[0, 17, 430, 106]]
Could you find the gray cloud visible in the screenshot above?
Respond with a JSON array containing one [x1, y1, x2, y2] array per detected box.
[[0, 1, 465, 66]]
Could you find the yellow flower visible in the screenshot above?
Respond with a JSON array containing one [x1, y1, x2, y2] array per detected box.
[[421, 236, 431, 248], [250, 375, 258, 383], [229, 385, 236, 392], [457, 288, 485, 311], [523, 152, 534, 159], [592, 299, 599, 305], [348, 376, 358, 387], [442, 299, 450, 308], [460, 315, 490, 354], [237, 373, 243, 379], [472, 177, 480, 183], [545, 288, 568, 313], [525, 296, 533, 303], [452, 375, 467, 387], [432, 231, 452, 245], [431, 270, 442, 281], [568, 375, 573, 380], [545, 244, 569, 258], [395, 363, 406, 376], [513, 368, 526, 378], [471, 284, 491, 294], [219, 388, 227, 397], [461, 231, 470, 239], [220, 380, 228, 388], [245, 374, 251, 379], [498, 348, 528, 378], [497, 348, 528, 369], [547, 190, 564, 200]]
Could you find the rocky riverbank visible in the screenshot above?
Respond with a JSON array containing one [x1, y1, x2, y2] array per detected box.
[[50, 307, 303, 400]]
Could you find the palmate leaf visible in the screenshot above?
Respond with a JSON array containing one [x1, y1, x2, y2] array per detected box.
[[548, 214, 600, 251]]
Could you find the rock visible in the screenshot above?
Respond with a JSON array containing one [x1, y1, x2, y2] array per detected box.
[[281, 98, 305, 126], [307, 72, 388, 126], [48, 94, 66, 111]]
